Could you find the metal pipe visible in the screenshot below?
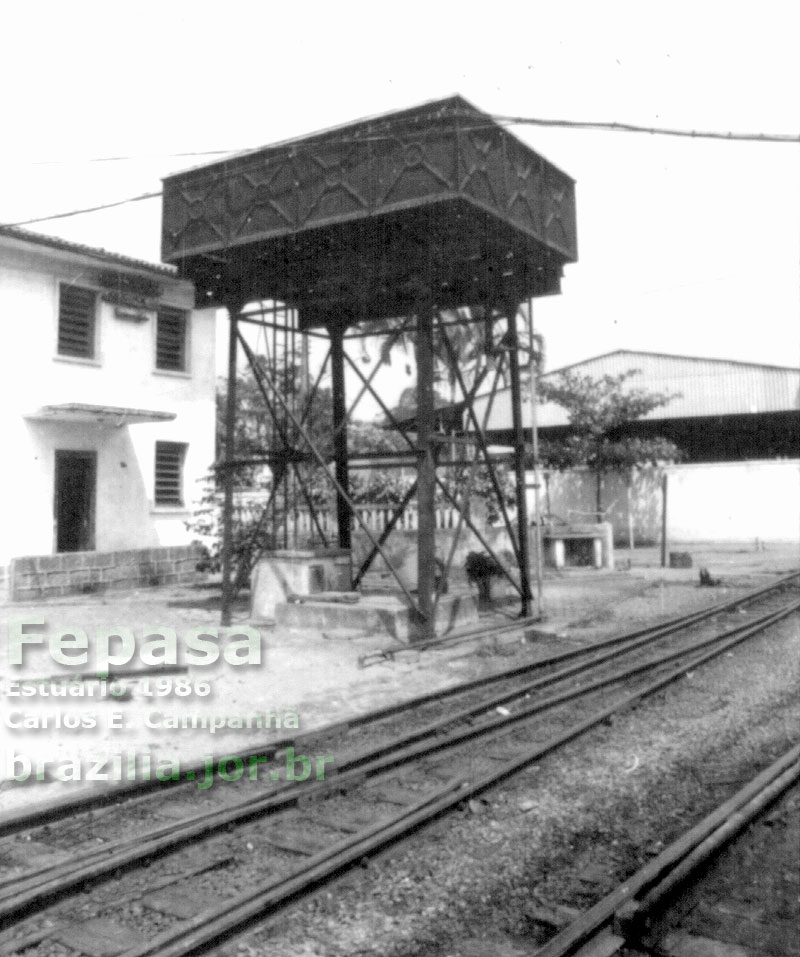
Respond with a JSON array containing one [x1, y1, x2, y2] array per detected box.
[[415, 300, 436, 640], [330, 326, 351, 553], [220, 304, 240, 626]]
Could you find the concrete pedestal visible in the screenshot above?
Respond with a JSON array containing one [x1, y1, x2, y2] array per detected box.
[[250, 549, 351, 620], [542, 523, 614, 570], [273, 592, 479, 643]]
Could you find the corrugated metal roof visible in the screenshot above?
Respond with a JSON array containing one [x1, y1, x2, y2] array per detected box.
[[473, 350, 800, 432], [0, 224, 178, 278]]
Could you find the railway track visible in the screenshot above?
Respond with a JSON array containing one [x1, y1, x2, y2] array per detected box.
[[534, 741, 800, 957], [1, 572, 797, 956], [4, 572, 797, 839]]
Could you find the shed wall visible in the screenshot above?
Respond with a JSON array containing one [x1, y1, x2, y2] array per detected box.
[[538, 460, 800, 545]]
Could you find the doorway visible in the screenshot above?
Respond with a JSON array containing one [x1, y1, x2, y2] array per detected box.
[[55, 451, 96, 552]]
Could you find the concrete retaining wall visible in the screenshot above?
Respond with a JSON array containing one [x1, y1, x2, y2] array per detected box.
[[8, 544, 204, 602]]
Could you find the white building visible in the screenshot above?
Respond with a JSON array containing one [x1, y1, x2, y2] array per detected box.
[[0, 226, 216, 600], [472, 350, 800, 545]]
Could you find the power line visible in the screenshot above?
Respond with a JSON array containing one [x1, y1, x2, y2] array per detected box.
[[5, 190, 162, 227], [494, 114, 800, 144], [25, 147, 247, 166], [2, 111, 798, 228], [15, 114, 800, 166]]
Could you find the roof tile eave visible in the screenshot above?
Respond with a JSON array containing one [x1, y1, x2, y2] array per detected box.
[[0, 224, 178, 278]]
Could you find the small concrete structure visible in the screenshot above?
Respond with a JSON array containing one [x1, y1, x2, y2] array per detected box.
[[250, 548, 352, 620], [542, 523, 614, 570], [273, 592, 479, 643], [250, 546, 481, 641]]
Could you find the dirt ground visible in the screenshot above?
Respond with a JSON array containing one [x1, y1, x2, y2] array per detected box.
[[0, 541, 797, 824]]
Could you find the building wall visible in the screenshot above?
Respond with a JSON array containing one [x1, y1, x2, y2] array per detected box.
[[0, 239, 216, 564], [538, 460, 800, 545]]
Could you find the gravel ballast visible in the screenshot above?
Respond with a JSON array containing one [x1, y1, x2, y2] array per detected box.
[[229, 585, 800, 957]]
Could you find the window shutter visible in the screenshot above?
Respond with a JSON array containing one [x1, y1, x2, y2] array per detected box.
[[156, 307, 186, 371], [58, 285, 96, 357], [155, 442, 186, 506]]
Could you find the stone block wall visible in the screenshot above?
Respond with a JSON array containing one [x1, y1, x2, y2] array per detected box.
[[8, 544, 204, 602]]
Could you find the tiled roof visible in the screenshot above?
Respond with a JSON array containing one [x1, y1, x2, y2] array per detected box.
[[0, 224, 178, 278], [474, 350, 800, 432]]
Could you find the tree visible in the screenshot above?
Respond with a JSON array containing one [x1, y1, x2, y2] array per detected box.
[[216, 353, 335, 488], [359, 305, 503, 407], [190, 351, 419, 577], [537, 369, 682, 521]]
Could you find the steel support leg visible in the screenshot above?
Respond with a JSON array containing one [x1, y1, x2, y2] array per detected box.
[[415, 301, 436, 641], [507, 304, 533, 617], [330, 326, 351, 556], [220, 305, 240, 627]]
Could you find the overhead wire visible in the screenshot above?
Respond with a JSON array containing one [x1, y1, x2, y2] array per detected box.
[[2, 111, 797, 229]]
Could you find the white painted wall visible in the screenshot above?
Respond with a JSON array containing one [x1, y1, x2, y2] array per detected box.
[[536, 460, 800, 545], [0, 236, 216, 562], [664, 460, 800, 543]]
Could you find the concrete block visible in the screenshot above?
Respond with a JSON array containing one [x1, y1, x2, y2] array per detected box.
[[669, 551, 693, 568], [12, 572, 37, 589], [13, 557, 37, 574], [273, 593, 478, 643], [72, 568, 94, 584], [251, 548, 352, 619]]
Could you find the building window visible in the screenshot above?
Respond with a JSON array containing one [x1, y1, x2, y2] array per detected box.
[[154, 442, 187, 506], [156, 307, 187, 371], [58, 284, 96, 358]]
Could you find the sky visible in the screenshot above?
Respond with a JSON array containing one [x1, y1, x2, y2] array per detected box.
[[2, 1, 798, 412]]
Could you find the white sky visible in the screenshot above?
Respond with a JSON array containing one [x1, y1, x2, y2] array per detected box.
[[2, 1, 798, 412]]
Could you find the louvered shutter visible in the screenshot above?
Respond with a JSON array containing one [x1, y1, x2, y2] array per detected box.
[[58, 285, 96, 357], [155, 442, 186, 505], [156, 307, 186, 371]]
